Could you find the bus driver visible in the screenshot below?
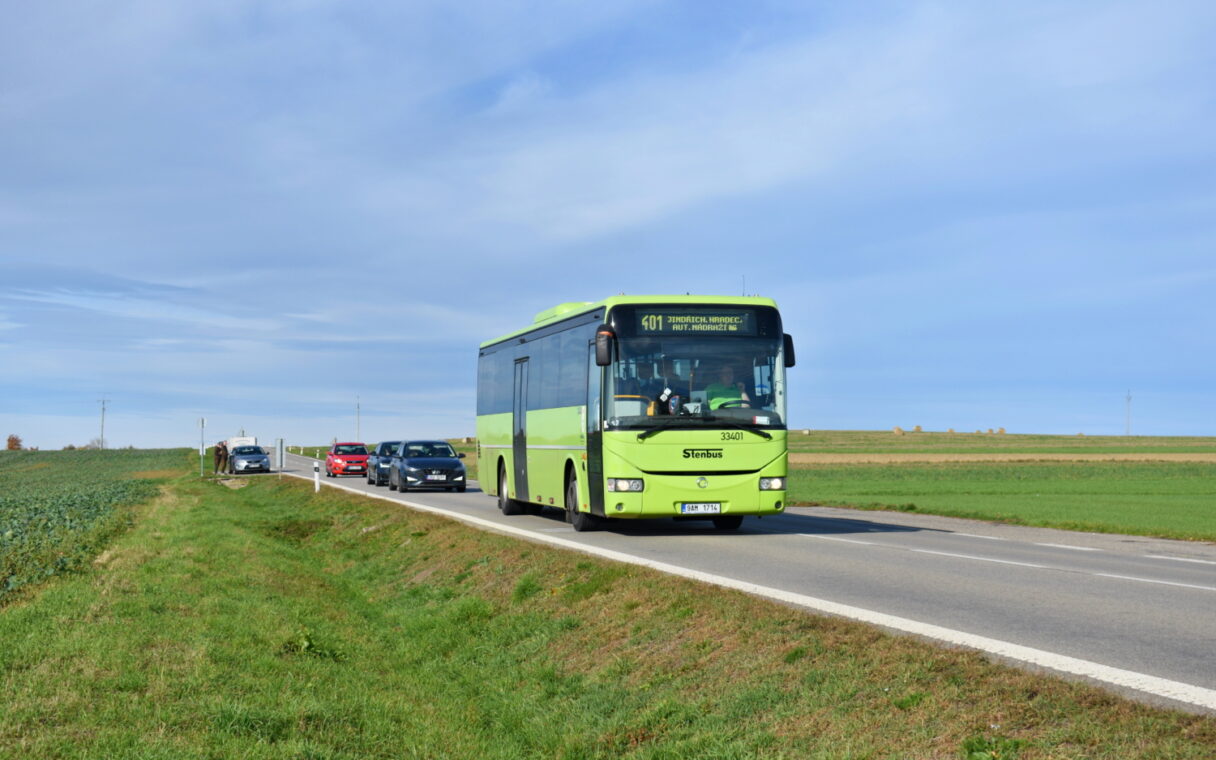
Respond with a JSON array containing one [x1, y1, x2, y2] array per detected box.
[[705, 364, 751, 410]]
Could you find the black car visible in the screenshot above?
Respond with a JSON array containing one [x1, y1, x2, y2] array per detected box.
[[366, 440, 401, 486], [387, 440, 467, 493]]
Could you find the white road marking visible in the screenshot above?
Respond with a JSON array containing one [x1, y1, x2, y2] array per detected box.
[[798, 534, 875, 545], [1035, 542, 1101, 552], [953, 533, 1008, 541], [1094, 573, 1216, 593], [908, 548, 1050, 569], [281, 460, 1216, 713], [1146, 555, 1216, 566]]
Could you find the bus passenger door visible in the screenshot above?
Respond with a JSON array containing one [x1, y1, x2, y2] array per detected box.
[[586, 344, 605, 516], [512, 358, 529, 502]]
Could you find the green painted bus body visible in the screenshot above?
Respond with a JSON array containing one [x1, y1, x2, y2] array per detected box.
[[476, 295, 789, 523]]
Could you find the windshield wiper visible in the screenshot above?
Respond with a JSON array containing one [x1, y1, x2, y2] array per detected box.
[[636, 418, 772, 441], [636, 419, 688, 441]]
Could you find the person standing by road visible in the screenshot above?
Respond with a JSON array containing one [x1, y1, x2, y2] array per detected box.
[[214, 441, 228, 475]]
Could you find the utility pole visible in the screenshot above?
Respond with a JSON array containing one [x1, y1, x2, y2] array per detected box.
[[98, 397, 109, 449], [1125, 390, 1132, 436]]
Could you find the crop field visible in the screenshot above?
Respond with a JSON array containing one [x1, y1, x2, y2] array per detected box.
[[0, 448, 186, 601], [787, 461, 1216, 541], [786, 430, 1216, 457]]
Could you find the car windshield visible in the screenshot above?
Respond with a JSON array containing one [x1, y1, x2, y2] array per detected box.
[[403, 443, 456, 458], [232, 446, 263, 455], [377, 442, 400, 455], [334, 445, 367, 455], [603, 333, 787, 430]]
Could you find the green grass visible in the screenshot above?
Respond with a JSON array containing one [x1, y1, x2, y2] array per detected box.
[[2, 469, 1214, 758], [786, 430, 1216, 454], [788, 462, 1216, 541]]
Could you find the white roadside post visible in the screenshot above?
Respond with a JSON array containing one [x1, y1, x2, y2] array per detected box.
[[313, 461, 320, 493], [199, 417, 206, 477]]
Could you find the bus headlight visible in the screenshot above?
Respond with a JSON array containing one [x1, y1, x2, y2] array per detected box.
[[759, 477, 785, 490], [607, 478, 644, 492]]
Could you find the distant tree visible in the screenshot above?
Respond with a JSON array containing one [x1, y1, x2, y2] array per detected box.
[[63, 444, 77, 450], [5, 434, 21, 450], [86, 437, 106, 450]]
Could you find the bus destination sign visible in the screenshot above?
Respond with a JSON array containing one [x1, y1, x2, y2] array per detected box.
[[635, 309, 756, 336]]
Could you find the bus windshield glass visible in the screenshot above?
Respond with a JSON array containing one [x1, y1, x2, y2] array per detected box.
[[603, 305, 787, 430]]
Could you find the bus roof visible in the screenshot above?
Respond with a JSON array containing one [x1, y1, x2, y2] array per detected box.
[[479, 294, 780, 349]]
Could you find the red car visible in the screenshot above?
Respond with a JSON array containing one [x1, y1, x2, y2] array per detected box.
[[325, 442, 369, 477]]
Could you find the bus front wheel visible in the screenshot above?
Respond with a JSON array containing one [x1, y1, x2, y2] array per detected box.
[[499, 464, 524, 516], [567, 474, 598, 532]]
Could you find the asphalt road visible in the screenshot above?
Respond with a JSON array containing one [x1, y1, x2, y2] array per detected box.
[[281, 453, 1216, 714]]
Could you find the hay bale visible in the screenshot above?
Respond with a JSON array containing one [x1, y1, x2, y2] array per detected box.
[[947, 428, 955, 434], [987, 428, 994, 435], [998, 427, 1006, 435], [912, 425, 922, 433], [892, 426, 905, 436]]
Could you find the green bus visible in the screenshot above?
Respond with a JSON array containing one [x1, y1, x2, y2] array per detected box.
[[476, 295, 794, 531]]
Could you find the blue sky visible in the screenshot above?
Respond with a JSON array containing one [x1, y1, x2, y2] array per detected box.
[[2, 1, 1214, 449]]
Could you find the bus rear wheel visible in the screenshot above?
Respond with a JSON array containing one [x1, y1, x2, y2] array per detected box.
[[567, 474, 598, 532], [712, 515, 743, 530], [499, 464, 524, 515]]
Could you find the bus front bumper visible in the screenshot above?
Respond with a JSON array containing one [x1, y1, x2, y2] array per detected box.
[[601, 472, 786, 519]]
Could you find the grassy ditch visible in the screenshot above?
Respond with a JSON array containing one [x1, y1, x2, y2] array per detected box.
[[787, 461, 1216, 542], [2, 473, 1213, 758]]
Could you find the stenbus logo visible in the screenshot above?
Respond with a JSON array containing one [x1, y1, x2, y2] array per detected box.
[[683, 448, 724, 459]]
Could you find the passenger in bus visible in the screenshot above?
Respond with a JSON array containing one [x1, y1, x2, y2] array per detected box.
[[658, 358, 690, 399], [705, 364, 751, 410], [627, 362, 665, 399]]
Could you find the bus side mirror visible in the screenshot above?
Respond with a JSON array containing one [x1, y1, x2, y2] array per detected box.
[[595, 326, 615, 367], [783, 333, 796, 367]]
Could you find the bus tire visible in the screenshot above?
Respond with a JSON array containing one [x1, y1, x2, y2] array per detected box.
[[567, 473, 598, 532], [712, 515, 743, 530], [499, 463, 524, 515]]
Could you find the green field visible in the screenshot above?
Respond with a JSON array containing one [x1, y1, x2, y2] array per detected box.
[[788, 462, 1216, 541], [2, 468, 1212, 758], [786, 430, 1216, 455], [0, 448, 185, 601]]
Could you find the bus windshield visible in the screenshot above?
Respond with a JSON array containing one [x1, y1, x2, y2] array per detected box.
[[604, 333, 787, 430]]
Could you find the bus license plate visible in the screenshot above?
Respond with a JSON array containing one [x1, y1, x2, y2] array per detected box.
[[681, 502, 721, 515], [426, 474, 446, 481]]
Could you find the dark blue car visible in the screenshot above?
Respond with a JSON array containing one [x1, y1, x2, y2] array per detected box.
[[388, 440, 467, 493]]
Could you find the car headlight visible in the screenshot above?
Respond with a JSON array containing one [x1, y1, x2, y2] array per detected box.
[[607, 478, 644, 492], [334, 458, 345, 465], [759, 477, 786, 490]]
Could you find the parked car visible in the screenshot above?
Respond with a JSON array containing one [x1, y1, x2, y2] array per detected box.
[[387, 440, 467, 493], [366, 440, 401, 486], [325, 442, 368, 477], [229, 445, 270, 474]]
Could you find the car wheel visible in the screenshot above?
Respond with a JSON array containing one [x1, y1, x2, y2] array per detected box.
[[367, 470, 374, 484], [456, 486, 466, 493], [567, 473, 598, 532], [388, 471, 398, 491], [498, 464, 523, 515], [712, 516, 743, 530]]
